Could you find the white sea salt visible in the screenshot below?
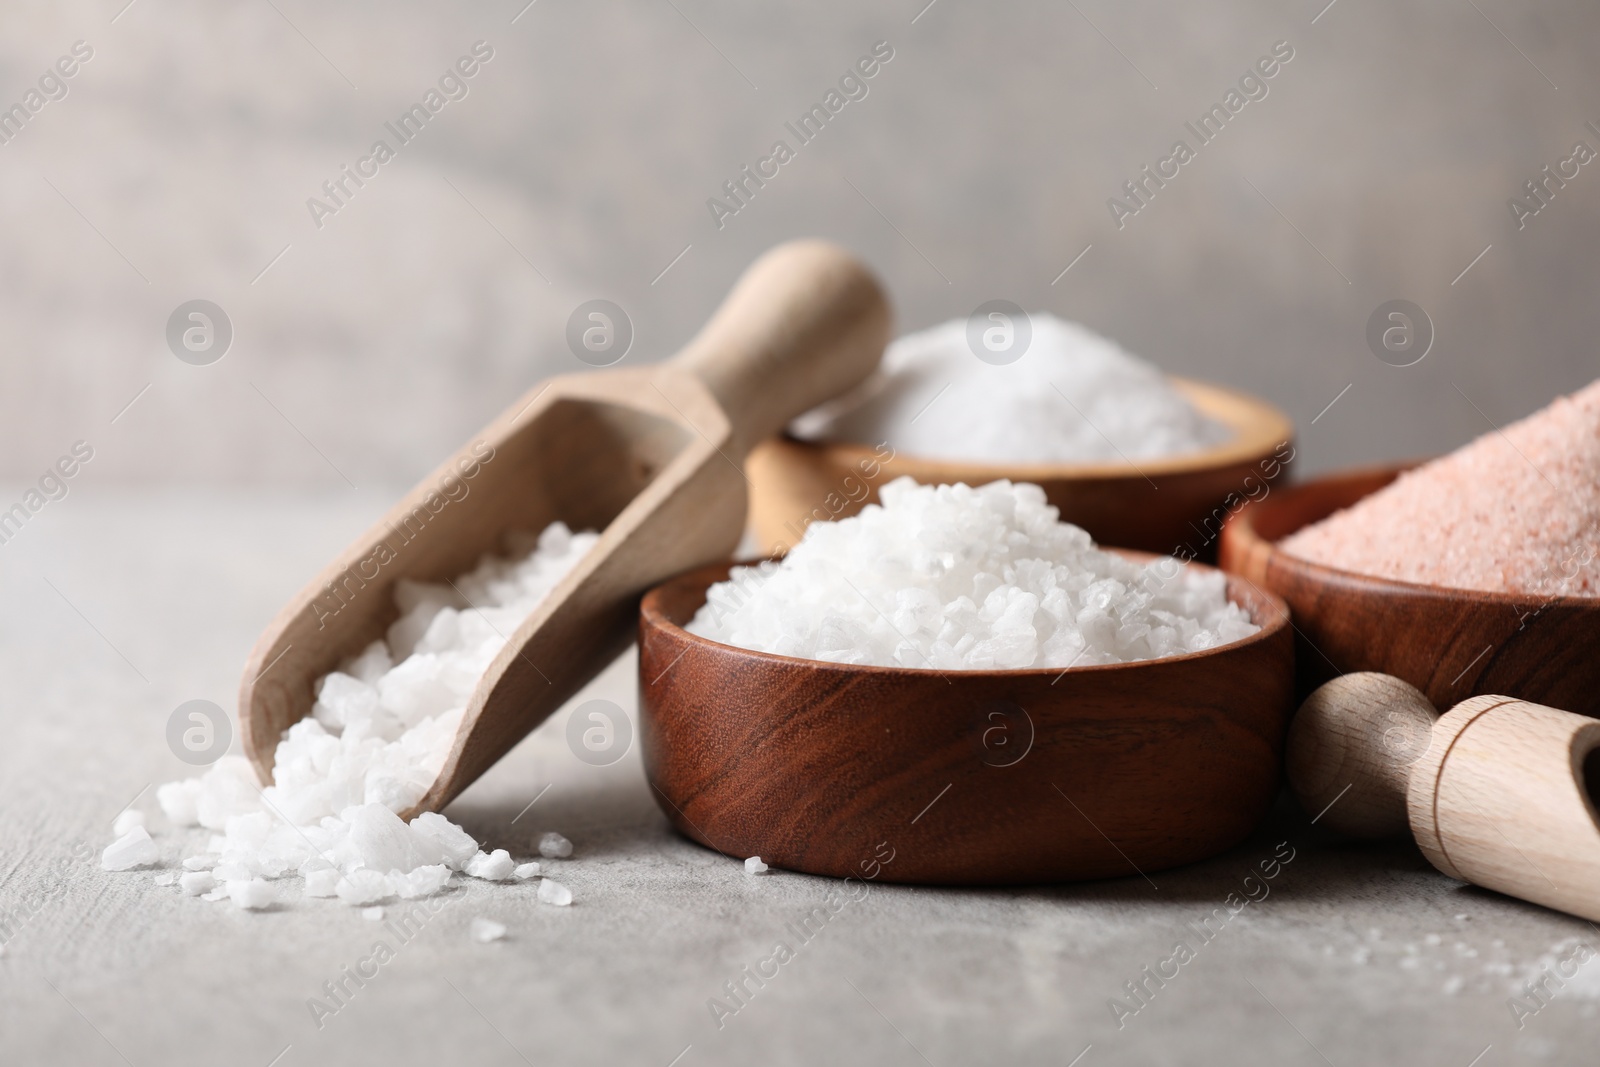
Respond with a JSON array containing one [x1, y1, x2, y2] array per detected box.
[[513, 862, 540, 880], [179, 871, 216, 896], [113, 810, 146, 837], [537, 879, 573, 906], [101, 827, 159, 871], [744, 857, 769, 875], [228, 878, 275, 910], [690, 478, 1259, 669], [470, 917, 507, 943], [153, 872, 176, 887], [362, 906, 385, 921], [465, 849, 515, 881], [537, 832, 573, 859], [147, 523, 595, 910], [794, 314, 1230, 464]]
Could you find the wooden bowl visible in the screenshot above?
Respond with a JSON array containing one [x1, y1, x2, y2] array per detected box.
[[1219, 462, 1600, 717], [636, 556, 1294, 885], [747, 378, 1295, 558]]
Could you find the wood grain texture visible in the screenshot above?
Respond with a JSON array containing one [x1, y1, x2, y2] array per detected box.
[[1406, 697, 1600, 922], [1218, 462, 1600, 716], [1286, 672, 1439, 840], [747, 379, 1295, 557], [636, 556, 1295, 885], [238, 240, 892, 818]]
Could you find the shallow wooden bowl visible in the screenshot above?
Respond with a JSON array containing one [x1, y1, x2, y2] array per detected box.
[[637, 557, 1294, 885], [747, 378, 1295, 558], [1219, 462, 1600, 716]]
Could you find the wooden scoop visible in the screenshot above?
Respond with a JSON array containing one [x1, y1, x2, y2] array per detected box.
[[1288, 672, 1600, 923], [238, 240, 891, 819]]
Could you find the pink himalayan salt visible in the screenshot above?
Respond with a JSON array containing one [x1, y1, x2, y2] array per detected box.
[[1280, 379, 1599, 596]]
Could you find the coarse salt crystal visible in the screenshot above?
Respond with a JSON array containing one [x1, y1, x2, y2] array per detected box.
[[391, 864, 451, 899], [154, 872, 176, 886], [537, 832, 572, 859], [744, 857, 769, 875], [335, 869, 393, 906], [470, 917, 507, 943], [201, 885, 229, 902], [182, 854, 217, 871], [101, 827, 159, 871], [513, 862, 540, 880], [537, 879, 573, 906], [465, 849, 515, 881], [362, 906, 385, 921], [227, 878, 275, 910], [113, 810, 146, 837], [411, 812, 479, 870], [179, 871, 216, 896], [303, 868, 340, 898]]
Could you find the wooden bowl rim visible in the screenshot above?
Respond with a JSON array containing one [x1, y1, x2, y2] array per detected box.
[[1229, 459, 1600, 607], [640, 549, 1291, 680], [774, 377, 1295, 482]]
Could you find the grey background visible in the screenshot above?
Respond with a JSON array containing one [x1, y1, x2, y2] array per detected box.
[[3, 1, 1599, 1065]]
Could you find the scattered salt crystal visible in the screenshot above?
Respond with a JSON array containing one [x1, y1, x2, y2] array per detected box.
[[411, 812, 479, 870], [227, 878, 275, 910], [201, 885, 229, 902], [465, 850, 515, 881], [153, 872, 176, 886], [1455, 914, 1470, 921], [155, 524, 593, 911], [513, 862, 540, 880], [335, 869, 393, 905], [1281, 379, 1600, 596], [101, 827, 159, 871], [303, 868, 340, 898], [391, 864, 451, 899], [179, 871, 216, 896], [113, 810, 146, 837], [1443, 976, 1465, 995], [537, 833, 572, 859], [362, 906, 385, 921], [537, 879, 573, 906], [470, 917, 507, 943], [690, 477, 1259, 669], [744, 857, 769, 875], [795, 314, 1231, 464]]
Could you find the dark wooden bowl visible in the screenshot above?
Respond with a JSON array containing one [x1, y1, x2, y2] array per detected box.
[[637, 556, 1294, 885], [747, 378, 1296, 559], [1218, 462, 1600, 716]]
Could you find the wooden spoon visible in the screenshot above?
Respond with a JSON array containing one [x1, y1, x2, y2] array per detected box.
[[239, 240, 892, 819], [1288, 672, 1600, 922]]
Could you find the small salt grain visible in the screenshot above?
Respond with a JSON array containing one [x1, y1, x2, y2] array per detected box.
[[182, 854, 217, 871], [362, 906, 385, 921], [465, 849, 515, 881], [154, 872, 176, 887], [744, 857, 769, 875], [101, 827, 159, 871], [470, 917, 507, 943], [113, 810, 146, 837], [201, 885, 229, 902], [1454, 913, 1470, 921], [537, 832, 573, 859], [335, 869, 392, 906], [537, 879, 573, 906], [179, 871, 216, 896], [513, 862, 540, 880], [228, 878, 275, 910], [1425, 933, 1442, 946], [1443, 976, 1465, 995]]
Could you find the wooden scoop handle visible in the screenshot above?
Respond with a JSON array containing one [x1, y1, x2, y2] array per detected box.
[[672, 239, 891, 454], [1290, 672, 1600, 923]]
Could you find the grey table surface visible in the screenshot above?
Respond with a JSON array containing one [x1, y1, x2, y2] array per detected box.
[[1, 487, 1596, 1067]]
